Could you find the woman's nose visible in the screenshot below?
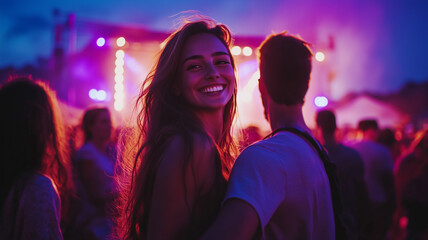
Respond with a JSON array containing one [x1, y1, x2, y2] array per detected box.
[[205, 64, 220, 80]]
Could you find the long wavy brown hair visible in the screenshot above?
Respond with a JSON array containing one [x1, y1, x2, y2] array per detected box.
[[0, 76, 72, 216], [116, 19, 238, 239]]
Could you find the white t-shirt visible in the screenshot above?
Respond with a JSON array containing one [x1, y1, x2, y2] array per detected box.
[[225, 131, 335, 240]]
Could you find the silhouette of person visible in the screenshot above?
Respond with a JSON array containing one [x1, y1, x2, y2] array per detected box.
[[0, 77, 72, 239], [316, 109, 371, 240], [69, 107, 117, 240], [351, 119, 396, 240]]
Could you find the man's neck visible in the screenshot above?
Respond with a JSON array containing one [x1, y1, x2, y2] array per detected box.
[[268, 102, 310, 133]]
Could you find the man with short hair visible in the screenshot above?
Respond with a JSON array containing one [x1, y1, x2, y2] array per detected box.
[[202, 33, 339, 240]]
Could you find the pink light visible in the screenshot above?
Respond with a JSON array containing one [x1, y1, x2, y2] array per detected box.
[[96, 37, 105, 47]]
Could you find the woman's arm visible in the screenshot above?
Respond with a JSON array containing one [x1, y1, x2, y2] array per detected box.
[[147, 135, 217, 240]]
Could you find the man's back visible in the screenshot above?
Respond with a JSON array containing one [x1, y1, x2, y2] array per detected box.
[[225, 131, 335, 239], [326, 143, 370, 240], [351, 140, 394, 203], [351, 140, 395, 239]]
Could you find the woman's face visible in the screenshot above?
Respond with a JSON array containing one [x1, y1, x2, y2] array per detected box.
[[179, 33, 235, 112], [90, 111, 112, 142]]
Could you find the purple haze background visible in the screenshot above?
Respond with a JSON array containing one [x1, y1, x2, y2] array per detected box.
[[0, 0, 427, 99]]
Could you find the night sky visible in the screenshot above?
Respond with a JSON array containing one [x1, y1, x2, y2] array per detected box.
[[1, 0, 428, 99]]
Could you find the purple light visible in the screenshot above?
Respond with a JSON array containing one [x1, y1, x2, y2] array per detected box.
[[96, 37, 105, 47], [314, 96, 329, 108]]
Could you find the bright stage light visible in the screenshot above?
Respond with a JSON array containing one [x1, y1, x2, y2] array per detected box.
[[115, 58, 124, 67], [116, 37, 126, 47], [96, 37, 105, 47], [231, 46, 241, 56], [97, 90, 106, 101], [114, 101, 124, 111], [89, 89, 97, 99], [315, 51, 326, 62], [89, 89, 107, 101], [243, 47, 252, 56], [115, 66, 124, 75], [114, 75, 124, 83], [114, 83, 124, 92], [116, 50, 125, 58], [114, 92, 124, 100], [314, 96, 328, 107]]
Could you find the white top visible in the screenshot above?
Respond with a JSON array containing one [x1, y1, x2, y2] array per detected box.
[[0, 173, 63, 240], [225, 131, 335, 240]]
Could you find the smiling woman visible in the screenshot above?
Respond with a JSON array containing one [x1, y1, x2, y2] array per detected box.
[[180, 33, 235, 112], [116, 17, 238, 240]]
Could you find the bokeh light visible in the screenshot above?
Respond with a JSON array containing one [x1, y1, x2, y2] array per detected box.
[[114, 75, 124, 83], [97, 90, 106, 101], [96, 37, 105, 47], [89, 89, 98, 99], [231, 46, 242, 56], [314, 96, 329, 107], [115, 50, 125, 58], [114, 83, 124, 92], [115, 58, 125, 67], [114, 101, 124, 111], [315, 51, 326, 62], [243, 46, 253, 56], [116, 37, 126, 47], [89, 89, 107, 101]]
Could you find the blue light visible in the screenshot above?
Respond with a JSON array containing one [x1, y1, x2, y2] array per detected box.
[[89, 89, 98, 99], [96, 37, 105, 47], [97, 90, 107, 101]]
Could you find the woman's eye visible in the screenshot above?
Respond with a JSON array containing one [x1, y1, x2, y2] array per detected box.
[[216, 59, 231, 65], [186, 64, 201, 71]]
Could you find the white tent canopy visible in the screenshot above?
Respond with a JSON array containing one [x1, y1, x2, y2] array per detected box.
[[334, 95, 409, 129]]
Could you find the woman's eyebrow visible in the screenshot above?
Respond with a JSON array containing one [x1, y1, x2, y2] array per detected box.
[[183, 51, 230, 63]]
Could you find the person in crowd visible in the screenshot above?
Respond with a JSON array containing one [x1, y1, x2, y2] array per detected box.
[[237, 125, 262, 151], [202, 32, 344, 240], [116, 18, 238, 239], [68, 107, 117, 240], [0, 76, 72, 239], [377, 128, 401, 162], [395, 129, 428, 240], [351, 119, 396, 240], [316, 109, 371, 240]]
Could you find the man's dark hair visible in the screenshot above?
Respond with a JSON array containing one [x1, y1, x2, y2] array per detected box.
[[258, 32, 313, 105], [358, 119, 378, 132], [316, 110, 337, 134]]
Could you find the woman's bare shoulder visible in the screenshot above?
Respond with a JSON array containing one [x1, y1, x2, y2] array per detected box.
[[157, 132, 217, 188]]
